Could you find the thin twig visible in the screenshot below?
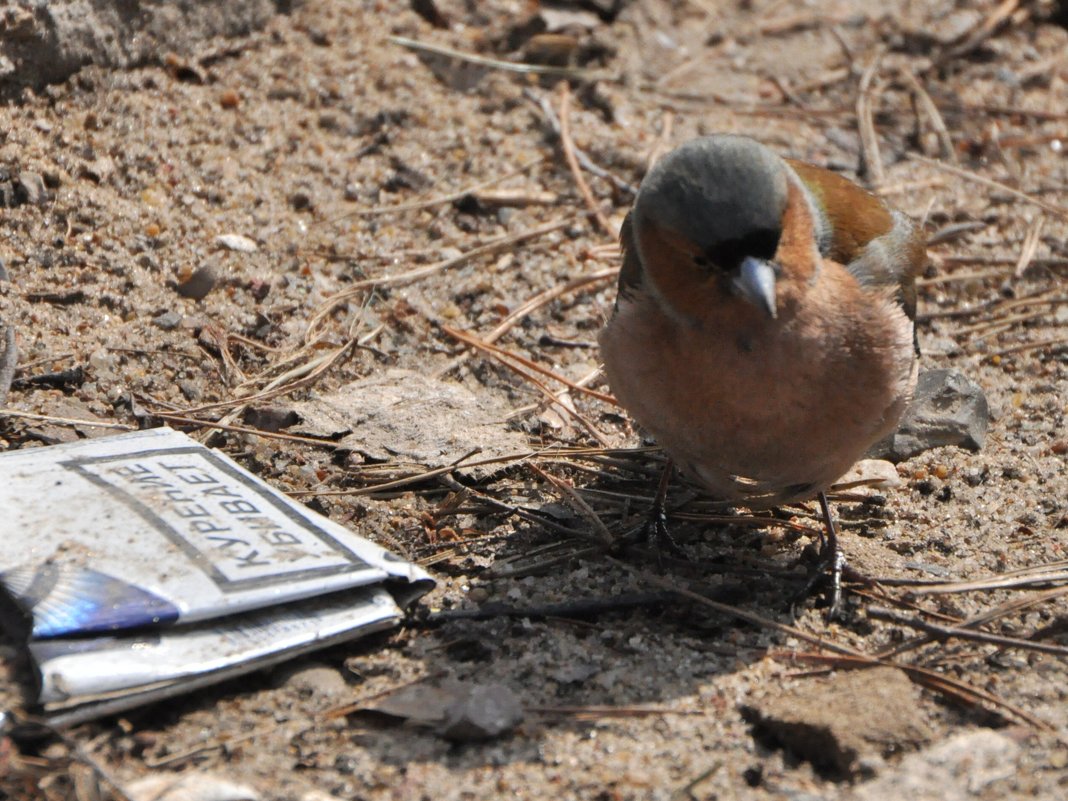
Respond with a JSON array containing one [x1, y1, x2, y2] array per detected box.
[[779, 652, 1053, 731], [197, 338, 357, 442], [330, 157, 544, 220], [307, 216, 577, 338], [1013, 216, 1045, 277], [856, 48, 886, 186], [388, 35, 606, 80], [420, 591, 682, 624], [487, 267, 618, 344], [0, 324, 17, 406], [897, 66, 957, 162], [441, 324, 618, 405], [937, 0, 1023, 64], [916, 267, 1015, 286], [152, 413, 339, 446], [453, 340, 612, 444], [524, 88, 638, 195], [162, 344, 351, 418], [869, 606, 1068, 657], [904, 561, 1068, 595], [433, 267, 618, 379], [959, 309, 1047, 339], [613, 560, 865, 656], [530, 463, 614, 546], [926, 221, 987, 245], [529, 704, 705, 718], [558, 82, 615, 237], [290, 450, 534, 497], [0, 408, 134, 430], [907, 153, 1068, 221], [993, 336, 1068, 358]]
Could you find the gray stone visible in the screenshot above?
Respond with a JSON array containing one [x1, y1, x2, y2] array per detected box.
[[153, 310, 182, 330], [851, 729, 1020, 801], [126, 773, 260, 801], [868, 369, 990, 462], [366, 678, 524, 741], [1, 1, 298, 92], [439, 682, 524, 742], [289, 368, 530, 480], [15, 171, 47, 205]]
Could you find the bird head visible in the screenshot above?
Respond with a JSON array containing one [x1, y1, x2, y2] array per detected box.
[[631, 135, 819, 325]]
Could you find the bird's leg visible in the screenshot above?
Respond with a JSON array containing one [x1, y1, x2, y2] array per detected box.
[[648, 458, 686, 556], [816, 491, 845, 618], [790, 491, 846, 617], [619, 458, 686, 559]]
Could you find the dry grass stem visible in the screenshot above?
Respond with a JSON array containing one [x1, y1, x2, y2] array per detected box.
[[1013, 216, 1045, 277], [907, 153, 1068, 221], [898, 66, 957, 162], [0, 409, 134, 430], [331, 157, 544, 219], [306, 216, 576, 338], [855, 48, 886, 187], [524, 88, 638, 195], [905, 561, 1068, 595], [530, 463, 614, 547], [780, 652, 1053, 731], [993, 336, 1068, 358], [441, 324, 619, 406], [152, 413, 339, 446], [167, 342, 352, 418], [868, 606, 1068, 657], [388, 35, 603, 80], [558, 82, 615, 237], [435, 266, 618, 378], [938, 0, 1023, 64]]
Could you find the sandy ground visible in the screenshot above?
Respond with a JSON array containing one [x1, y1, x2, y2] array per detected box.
[[2, 0, 1068, 799]]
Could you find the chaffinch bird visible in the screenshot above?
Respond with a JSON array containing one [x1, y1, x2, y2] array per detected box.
[[598, 134, 925, 616]]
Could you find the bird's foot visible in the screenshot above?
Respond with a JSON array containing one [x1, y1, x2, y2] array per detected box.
[[791, 492, 846, 620], [643, 500, 688, 562], [817, 536, 846, 619], [616, 459, 687, 564], [617, 499, 686, 562]]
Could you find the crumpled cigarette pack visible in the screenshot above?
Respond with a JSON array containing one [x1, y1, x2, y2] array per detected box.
[[0, 427, 433, 727]]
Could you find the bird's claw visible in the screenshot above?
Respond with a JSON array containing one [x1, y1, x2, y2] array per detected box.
[[643, 503, 687, 562], [789, 492, 847, 619]]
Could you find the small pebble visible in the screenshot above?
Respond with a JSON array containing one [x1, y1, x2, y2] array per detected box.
[[216, 233, 258, 253], [16, 171, 48, 205], [176, 265, 217, 300], [153, 310, 182, 330]]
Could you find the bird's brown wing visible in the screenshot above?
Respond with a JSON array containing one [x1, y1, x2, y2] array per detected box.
[[787, 159, 926, 321]]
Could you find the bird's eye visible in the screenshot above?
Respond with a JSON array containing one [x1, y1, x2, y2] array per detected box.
[[693, 252, 717, 271], [695, 228, 781, 275]]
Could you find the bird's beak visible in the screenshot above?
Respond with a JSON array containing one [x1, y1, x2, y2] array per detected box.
[[733, 257, 778, 319]]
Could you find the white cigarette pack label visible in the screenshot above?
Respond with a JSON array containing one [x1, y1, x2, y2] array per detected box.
[[66, 447, 368, 589], [0, 428, 432, 630]]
